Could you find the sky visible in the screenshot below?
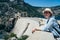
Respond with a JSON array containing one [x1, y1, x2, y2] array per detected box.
[[24, 0, 60, 7]]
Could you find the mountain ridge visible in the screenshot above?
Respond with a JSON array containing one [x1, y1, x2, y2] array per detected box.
[[0, 0, 60, 26]]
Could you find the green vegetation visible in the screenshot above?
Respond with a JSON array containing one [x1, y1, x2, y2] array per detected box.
[[4, 33, 28, 40], [18, 35, 29, 40]]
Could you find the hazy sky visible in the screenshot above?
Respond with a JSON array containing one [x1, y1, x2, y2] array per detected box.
[[24, 0, 60, 7]]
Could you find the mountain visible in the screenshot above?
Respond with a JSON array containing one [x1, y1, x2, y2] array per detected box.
[[32, 6, 60, 20], [0, 0, 44, 25], [0, 0, 60, 26]]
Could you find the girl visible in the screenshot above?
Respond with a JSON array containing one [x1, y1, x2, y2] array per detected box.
[[32, 8, 60, 38]]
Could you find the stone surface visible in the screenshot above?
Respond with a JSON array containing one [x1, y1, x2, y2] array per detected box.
[[11, 17, 60, 39], [26, 31, 55, 40], [11, 18, 39, 38]]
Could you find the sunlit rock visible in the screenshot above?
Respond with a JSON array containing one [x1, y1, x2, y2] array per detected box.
[[11, 18, 39, 38], [27, 31, 55, 40]]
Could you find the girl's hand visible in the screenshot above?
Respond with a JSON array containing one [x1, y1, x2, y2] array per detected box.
[[32, 28, 36, 33], [32, 27, 41, 33]]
